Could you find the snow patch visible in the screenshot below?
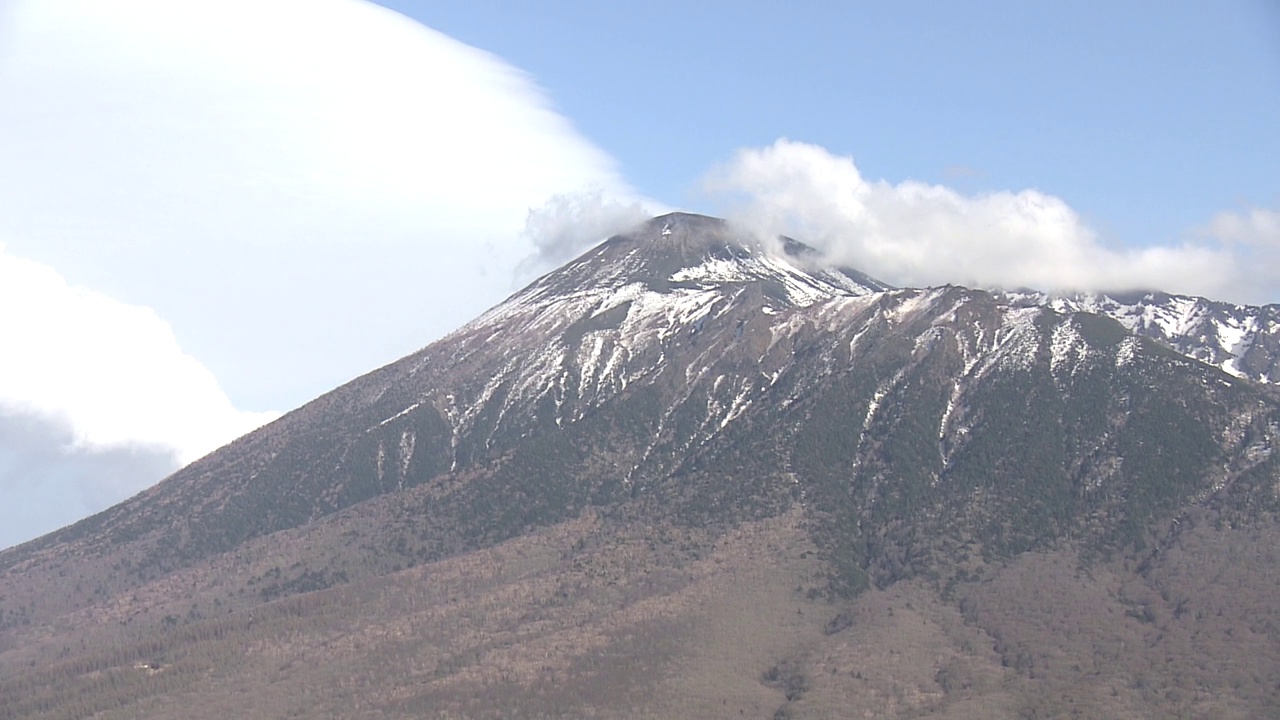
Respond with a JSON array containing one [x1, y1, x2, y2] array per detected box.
[[669, 251, 877, 308], [938, 382, 961, 442], [972, 306, 1042, 377], [863, 370, 906, 432], [884, 288, 939, 325], [375, 401, 421, 428], [720, 382, 754, 429], [399, 429, 415, 478], [1049, 320, 1090, 380], [1115, 337, 1139, 368]]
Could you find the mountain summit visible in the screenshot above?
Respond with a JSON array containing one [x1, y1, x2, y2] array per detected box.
[[3, 213, 1279, 719], [506, 212, 889, 311]]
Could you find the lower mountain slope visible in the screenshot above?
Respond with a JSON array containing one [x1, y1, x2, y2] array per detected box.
[[2, 212, 1278, 718]]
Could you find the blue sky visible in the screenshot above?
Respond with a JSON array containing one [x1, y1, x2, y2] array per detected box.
[[0, 0, 1277, 548], [380, 0, 1280, 250]]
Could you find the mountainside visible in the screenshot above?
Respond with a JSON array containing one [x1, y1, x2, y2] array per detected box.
[[2, 212, 1279, 719], [1002, 289, 1280, 385]]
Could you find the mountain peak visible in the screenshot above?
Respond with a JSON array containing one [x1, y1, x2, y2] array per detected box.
[[641, 210, 731, 239], [601, 211, 753, 265], [518, 212, 890, 311]]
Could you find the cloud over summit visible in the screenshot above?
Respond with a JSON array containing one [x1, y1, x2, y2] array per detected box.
[[706, 140, 1272, 304], [519, 190, 656, 274]]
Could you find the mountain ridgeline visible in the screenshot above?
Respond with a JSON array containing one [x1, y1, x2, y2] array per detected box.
[[3, 212, 1279, 719]]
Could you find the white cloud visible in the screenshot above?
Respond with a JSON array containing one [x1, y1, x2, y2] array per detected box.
[[1203, 208, 1280, 247], [704, 140, 1271, 303], [0, 0, 641, 411], [518, 189, 657, 274], [0, 245, 276, 549], [0, 246, 276, 464], [0, 0, 647, 546], [1196, 208, 1280, 305]]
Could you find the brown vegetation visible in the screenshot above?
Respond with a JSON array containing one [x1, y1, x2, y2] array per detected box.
[[3, 505, 1278, 718]]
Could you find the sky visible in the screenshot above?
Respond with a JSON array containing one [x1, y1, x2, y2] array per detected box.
[[0, 0, 1277, 548]]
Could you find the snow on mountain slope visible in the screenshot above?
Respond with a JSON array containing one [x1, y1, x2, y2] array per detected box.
[[1002, 290, 1280, 385], [410, 214, 1278, 463], [5, 212, 1279, 662]]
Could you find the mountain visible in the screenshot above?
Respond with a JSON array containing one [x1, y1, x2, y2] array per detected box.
[[1001, 289, 1280, 385], [2, 212, 1278, 719]]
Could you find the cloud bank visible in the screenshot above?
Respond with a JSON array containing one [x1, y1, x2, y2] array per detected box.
[[0, 0, 646, 547], [0, 0, 642, 411], [1203, 208, 1280, 248], [705, 140, 1277, 304], [0, 248, 276, 464], [0, 246, 276, 549]]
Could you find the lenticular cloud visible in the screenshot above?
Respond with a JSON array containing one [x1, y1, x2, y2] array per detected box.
[[0, 0, 642, 547], [0, 0, 640, 411], [706, 140, 1268, 304]]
